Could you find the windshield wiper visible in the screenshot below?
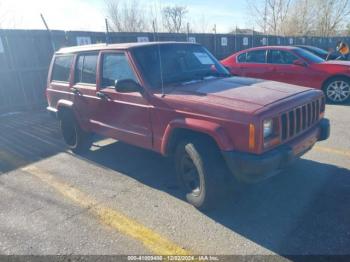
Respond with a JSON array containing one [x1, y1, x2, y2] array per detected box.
[[195, 71, 231, 80]]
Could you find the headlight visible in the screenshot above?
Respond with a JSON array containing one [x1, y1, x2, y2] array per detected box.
[[263, 119, 273, 139]]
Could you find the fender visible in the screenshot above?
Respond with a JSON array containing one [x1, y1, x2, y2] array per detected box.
[[161, 118, 234, 155]]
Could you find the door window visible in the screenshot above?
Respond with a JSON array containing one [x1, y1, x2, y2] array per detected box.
[[75, 53, 98, 84], [269, 50, 298, 64], [246, 50, 266, 63], [101, 53, 137, 88]]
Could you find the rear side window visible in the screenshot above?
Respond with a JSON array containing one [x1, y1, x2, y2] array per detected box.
[[246, 50, 266, 63], [75, 53, 98, 84], [101, 53, 137, 88], [237, 53, 247, 63], [52, 55, 73, 82]]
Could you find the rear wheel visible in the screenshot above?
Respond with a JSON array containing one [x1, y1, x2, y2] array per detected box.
[[324, 77, 350, 104], [174, 138, 228, 210], [60, 113, 92, 154]]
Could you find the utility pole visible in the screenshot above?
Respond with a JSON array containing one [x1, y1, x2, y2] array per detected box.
[[213, 24, 217, 57], [152, 20, 158, 42], [235, 25, 237, 52], [40, 13, 56, 52], [105, 18, 110, 45], [187, 22, 190, 42]]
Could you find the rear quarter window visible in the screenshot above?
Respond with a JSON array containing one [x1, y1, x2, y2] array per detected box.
[[237, 53, 247, 63], [51, 55, 74, 82]]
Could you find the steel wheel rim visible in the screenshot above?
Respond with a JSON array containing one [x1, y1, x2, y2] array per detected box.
[[180, 154, 201, 196], [327, 80, 350, 102]]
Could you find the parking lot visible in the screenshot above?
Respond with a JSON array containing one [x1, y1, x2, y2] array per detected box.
[[0, 104, 349, 257]]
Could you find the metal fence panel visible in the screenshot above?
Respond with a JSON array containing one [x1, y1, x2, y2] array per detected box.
[[1, 29, 349, 113]]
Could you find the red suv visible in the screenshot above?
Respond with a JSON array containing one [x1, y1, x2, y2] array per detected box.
[[46, 42, 330, 210], [221, 46, 350, 104]]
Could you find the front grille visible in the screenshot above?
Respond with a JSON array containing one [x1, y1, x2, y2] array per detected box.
[[279, 97, 324, 142]]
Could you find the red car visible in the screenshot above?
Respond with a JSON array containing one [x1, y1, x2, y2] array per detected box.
[[221, 46, 350, 104], [46, 42, 330, 209]]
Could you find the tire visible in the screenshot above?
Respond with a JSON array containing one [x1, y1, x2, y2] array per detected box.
[[323, 77, 350, 104], [174, 138, 228, 210], [60, 113, 92, 154]]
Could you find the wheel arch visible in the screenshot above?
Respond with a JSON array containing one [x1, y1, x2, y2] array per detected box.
[[322, 74, 350, 89], [161, 118, 234, 156], [56, 100, 75, 120]]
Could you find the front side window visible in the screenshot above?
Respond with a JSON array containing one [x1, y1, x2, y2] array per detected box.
[[269, 50, 298, 64], [52, 55, 73, 82], [75, 53, 98, 84], [101, 53, 137, 88], [246, 50, 266, 63]]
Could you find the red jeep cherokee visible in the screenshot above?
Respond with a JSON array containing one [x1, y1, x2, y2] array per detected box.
[[46, 42, 330, 210]]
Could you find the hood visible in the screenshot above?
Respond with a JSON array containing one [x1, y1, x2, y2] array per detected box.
[[168, 77, 311, 112], [318, 60, 350, 67]]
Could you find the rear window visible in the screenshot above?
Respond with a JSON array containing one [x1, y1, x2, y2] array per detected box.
[[52, 55, 73, 82], [75, 53, 98, 84], [246, 50, 266, 63]]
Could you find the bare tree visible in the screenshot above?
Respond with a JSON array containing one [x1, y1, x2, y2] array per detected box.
[[0, 0, 5, 28], [105, 0, 149, 32], [314, 0, 350, 36], [190, 15, 211, 33], [162, 5, 188, 33], [247, 0, 292, 35], [283, 0, 316, 36]]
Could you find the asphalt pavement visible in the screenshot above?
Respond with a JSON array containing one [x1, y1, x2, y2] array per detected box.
[[0, 105, 349, 257]]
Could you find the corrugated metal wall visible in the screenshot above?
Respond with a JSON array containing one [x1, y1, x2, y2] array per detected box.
[[0, 29, 349, 113]]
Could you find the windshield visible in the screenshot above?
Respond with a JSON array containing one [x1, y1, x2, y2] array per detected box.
[[304, 46, 328, 56], [132, 44, 230, 89], [294, 48, 325, 63]]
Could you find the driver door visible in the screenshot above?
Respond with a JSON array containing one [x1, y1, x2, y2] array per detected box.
[[266, 49, 311, 86], [92, 51, 153, 149]]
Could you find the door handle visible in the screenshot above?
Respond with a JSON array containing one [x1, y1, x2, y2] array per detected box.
[[96, 92, 110, 100], [70, 87, 81, 95]]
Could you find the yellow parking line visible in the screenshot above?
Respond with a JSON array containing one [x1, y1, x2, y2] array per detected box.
[[22, 165, 190, 256], [314, 145, 350, 158]]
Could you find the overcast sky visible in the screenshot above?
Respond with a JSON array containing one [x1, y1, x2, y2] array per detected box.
[[0, 0, 251, 33]]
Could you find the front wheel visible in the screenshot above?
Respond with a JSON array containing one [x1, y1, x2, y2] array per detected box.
[[324, 77, 350, 104], [174, 138, 228, 210]]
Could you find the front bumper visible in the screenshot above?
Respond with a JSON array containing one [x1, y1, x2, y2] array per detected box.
[[222, 118, 330, 183]]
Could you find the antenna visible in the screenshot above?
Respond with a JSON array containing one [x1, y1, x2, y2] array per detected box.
[[153, 20, 165, 97], [105, 18, 110, 45]]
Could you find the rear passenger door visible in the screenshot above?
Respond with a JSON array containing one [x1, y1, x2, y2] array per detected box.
[[71, 52, 99, 127], [238, 49, 270, 79], [93, 51, 153, 149]]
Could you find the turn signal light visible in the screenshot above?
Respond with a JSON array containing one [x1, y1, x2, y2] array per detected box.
[[249, 124, 255, 150]]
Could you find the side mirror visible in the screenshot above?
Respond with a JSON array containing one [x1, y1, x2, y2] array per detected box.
[[115, 79, 143, 93], [293, 59, 307, 67]]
